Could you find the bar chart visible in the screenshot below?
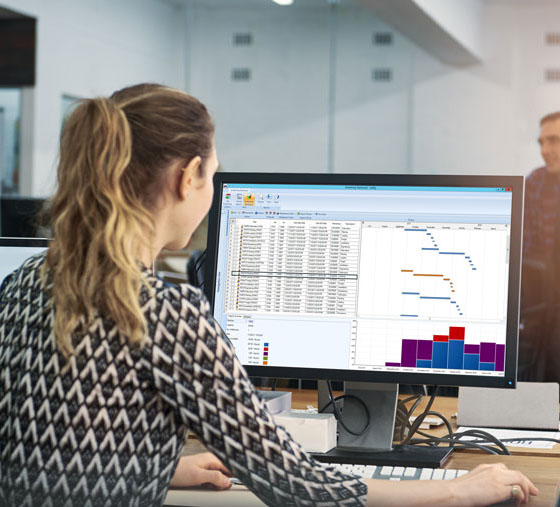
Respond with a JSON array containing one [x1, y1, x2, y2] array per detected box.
[[383, 326, 505, 372], [352, 319, 506, 375]]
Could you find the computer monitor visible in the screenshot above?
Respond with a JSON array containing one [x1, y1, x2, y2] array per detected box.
[[0, 237, 49, 286], [205, 173, 523, 456], [0, 196, 47, 238]]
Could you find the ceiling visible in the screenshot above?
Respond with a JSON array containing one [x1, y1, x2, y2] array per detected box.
[[172, 0, 350, 7], [175, 0, 559, 6]]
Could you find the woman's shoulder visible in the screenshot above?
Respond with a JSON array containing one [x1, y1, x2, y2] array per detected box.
[[144, 273, 211, 317]]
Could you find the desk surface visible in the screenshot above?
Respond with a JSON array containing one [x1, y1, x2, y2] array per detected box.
[[165, 389, 560, 506], [289, 389, 560, 457]]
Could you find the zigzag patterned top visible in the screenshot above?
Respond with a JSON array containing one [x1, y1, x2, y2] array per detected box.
[[0, 253, 367, 506]]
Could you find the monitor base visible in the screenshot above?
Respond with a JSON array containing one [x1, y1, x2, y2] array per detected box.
[[311, 444, 453, 469]]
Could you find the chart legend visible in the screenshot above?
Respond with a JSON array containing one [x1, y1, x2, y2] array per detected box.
[[263, 342, 269, 365]]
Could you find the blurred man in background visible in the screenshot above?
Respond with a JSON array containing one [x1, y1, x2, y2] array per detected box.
[[518, 112, 560, 383]]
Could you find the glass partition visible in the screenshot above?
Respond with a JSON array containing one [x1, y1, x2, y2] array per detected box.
[[0, 88, 21, 195]]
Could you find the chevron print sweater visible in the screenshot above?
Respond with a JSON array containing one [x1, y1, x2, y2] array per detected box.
[[0, 253, 367, 506]]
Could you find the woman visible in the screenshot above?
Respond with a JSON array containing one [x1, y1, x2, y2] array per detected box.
[[0, 83, 537, 506]]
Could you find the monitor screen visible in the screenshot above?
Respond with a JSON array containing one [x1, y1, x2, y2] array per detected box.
[[0, 238, 49, 286], [205, 173, 523, 389]]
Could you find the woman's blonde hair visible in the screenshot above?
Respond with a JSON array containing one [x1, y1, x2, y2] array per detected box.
[[44, 83, 214, 357]]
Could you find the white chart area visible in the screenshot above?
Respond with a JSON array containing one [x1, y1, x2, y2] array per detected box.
[[225, 315, 351, 368], [357, 223, 510, 323]]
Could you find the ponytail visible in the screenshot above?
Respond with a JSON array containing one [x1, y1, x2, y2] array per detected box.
[[45, 97, 153, 356], [45, 84, 214, 357]]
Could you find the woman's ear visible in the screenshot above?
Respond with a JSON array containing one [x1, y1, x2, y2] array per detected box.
[[179, 156, 202, 200]]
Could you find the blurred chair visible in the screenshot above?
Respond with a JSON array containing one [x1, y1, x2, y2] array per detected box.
[[186, 249, 206, 291]]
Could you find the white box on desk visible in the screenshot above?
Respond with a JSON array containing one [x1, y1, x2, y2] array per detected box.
[[273, 411, 337, 453], [256, 390, 292, 415]]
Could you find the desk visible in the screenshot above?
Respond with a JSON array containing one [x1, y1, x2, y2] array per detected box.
[[165, 389, 560, 506], [288, 389, 560, 457]]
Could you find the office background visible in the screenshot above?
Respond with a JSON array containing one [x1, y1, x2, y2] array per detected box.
[[0, 0, 558, 199]]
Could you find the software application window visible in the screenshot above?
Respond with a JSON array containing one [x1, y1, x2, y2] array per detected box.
[[212, 184, 512, 379]]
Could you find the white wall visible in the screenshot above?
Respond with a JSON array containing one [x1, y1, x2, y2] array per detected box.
[[188, 4, 331, 174], [412, 0, 560, 176], [187, 0, 560, 178], [3, 0, 559, 191], [187, 3, 415, 174], [0, 0, 187, 196]]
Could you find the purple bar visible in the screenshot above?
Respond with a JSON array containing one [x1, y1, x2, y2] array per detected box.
[[401, 339, 418, 367], [464, 344, 480, 355], [480, 342, 496, 363], [385, 362, 401, 367], [417, 340, 433, 360], [495, 344, 505, 372]]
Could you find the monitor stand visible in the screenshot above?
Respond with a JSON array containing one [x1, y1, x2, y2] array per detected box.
[[313, 381, 453, 468]]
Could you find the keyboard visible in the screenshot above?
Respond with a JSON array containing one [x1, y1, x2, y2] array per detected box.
[[228, 465, 470, 486], [325, 463, 469, 481]]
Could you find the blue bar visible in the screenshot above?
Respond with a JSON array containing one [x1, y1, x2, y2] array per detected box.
[[439, 252, 466, 255], [465, 256, 471, 259], [400, 314, 418, 317], [420, 296, 451, 300], [448, 340, 464, 369], [421, 248, 439, 250], [433, 342, 448, 368], [405, 229, 427, 231], [463, 353, 480, 370], [416, 359, 432, 368], [480, 362, 495, 371], [402, 292, 420, 295]]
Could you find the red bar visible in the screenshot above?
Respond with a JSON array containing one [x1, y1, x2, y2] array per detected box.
[[433, 335, 449, 342], [264, 347, 269, 351], [449, 327, 465, 341]]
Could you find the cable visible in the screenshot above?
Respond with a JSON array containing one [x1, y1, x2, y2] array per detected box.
[[395, 394, 423, 441], [409, 436, 504, 455], [411, 424, 511, 455], [421, 411, 454, 446], [318, 380, 370, 436], [401, 386, 439, 445], [501, 437, 560, 445], [395, 387, 552, 456]]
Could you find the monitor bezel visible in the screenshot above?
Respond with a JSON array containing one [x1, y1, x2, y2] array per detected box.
[[205, 172, 523, 389], [0, 237, 50, 248]]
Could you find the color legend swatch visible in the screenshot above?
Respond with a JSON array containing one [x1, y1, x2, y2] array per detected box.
[[263, 342, 269, 365]]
